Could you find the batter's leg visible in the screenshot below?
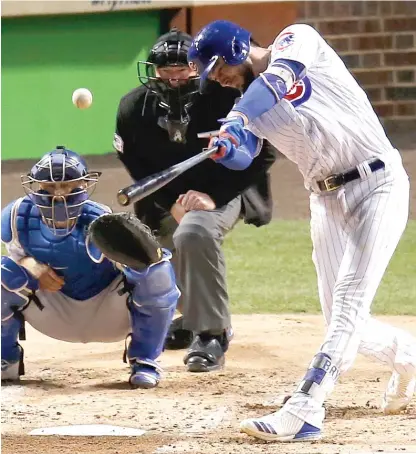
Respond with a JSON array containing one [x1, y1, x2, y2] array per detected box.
[[283, 169, 411, 429], [240, 167, 413, 440], [309, 192, 416, 381]]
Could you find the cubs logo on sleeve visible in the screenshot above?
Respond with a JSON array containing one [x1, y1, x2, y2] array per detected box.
[[284, 76, 312, 108], [275, 31, 295, 51]]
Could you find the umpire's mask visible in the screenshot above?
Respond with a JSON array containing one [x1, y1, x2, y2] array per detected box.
[[137, 28, 200, 144]]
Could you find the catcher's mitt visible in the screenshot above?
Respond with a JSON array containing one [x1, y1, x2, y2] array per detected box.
[[88, 212, 163, 270]]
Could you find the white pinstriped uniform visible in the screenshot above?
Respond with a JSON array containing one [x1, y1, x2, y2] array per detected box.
[[247, 24, 416, 427]]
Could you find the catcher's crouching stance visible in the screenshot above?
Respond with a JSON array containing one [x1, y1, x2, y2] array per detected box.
[[1, 146, 179, 389]]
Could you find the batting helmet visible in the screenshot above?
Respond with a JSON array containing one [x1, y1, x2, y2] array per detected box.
[[187, 20, 251, 91]]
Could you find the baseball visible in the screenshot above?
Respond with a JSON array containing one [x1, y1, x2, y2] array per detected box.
[[72, 88, 93, 109]]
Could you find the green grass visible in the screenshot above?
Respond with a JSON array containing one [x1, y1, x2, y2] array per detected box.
[[2, 220, 415, 316], [224, 220, 416, 316]]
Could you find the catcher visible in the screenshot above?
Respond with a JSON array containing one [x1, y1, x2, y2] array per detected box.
[[1, 146, 179, 389]]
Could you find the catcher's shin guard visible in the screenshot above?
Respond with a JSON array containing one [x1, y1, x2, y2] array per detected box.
[[1, 317, 24, 381], [1, 256, 39, 380], [123, 250, 180, 388]]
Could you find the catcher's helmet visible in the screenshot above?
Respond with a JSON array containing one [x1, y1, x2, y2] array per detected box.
[[21, 146, 101, 235], [187, 20, 251, 92]]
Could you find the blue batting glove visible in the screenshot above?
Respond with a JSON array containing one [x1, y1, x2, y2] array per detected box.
[[209, 136, 235, 162], [208, 116, 248, 162]]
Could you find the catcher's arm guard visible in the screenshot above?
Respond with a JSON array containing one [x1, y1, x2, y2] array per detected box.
[[87, 212, 164, 271]]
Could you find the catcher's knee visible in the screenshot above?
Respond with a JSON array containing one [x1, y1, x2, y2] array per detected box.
[[1, 256, 39, 321], [123, 254, 180, 309]]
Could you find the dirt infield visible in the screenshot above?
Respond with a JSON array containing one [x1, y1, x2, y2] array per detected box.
[[1, 150, 416, 453], [2, 315, 416, 454]]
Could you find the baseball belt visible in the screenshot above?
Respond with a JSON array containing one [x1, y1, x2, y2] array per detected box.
[[317, 159, 385, 192]]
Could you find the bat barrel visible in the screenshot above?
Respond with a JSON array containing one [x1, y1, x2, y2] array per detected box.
[[117, 172, 173, 206], [117, 146, 218, 206]]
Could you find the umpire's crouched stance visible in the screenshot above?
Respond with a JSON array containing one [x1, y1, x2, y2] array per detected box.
[[113, 28, 276, 372]]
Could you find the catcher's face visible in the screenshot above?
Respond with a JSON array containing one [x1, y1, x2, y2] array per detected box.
[[209, 57, 255, 92], [39, 181, 87, 197], [37, 180, 88, 229]]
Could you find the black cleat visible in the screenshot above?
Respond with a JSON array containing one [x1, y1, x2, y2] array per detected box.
[[164, 316, 194, 350], [183, 332, 228, 372]]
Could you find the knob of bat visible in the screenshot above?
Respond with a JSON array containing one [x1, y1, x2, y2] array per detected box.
[[117, 191, 130, 206]]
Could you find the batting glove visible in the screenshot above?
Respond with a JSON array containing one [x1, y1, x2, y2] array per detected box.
[[209, 116, 248, 161]]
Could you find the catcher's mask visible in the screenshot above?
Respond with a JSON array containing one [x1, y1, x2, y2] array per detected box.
[[21, 146, 101, 236], [137, 28, 200, 144]]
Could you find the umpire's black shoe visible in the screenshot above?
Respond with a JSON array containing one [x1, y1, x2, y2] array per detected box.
[[164, 316, 194, 350], [183, 331, 229, 373]]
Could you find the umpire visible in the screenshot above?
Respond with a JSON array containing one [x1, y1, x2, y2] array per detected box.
[[113, 28, 276, 372]]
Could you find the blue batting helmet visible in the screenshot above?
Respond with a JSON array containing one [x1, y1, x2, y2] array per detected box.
[[187, 20, 251, 91], [21, 146, 101, 235]]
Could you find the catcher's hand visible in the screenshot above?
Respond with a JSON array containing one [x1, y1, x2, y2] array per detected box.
[[88, 212, 163, 270]]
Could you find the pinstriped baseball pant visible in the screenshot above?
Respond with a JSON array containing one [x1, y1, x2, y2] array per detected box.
[[285, 153, 416, 427]]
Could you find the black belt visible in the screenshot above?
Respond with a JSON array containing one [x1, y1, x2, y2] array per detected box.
[[317, 159, 385, 192]]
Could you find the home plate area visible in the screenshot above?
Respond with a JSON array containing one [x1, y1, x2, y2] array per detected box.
[[2, 316, 416, 454]]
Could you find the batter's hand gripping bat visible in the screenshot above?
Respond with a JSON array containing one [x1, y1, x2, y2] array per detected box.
[[117, 145, 219, 207]]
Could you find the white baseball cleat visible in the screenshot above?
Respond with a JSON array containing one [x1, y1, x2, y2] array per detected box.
[[382, 371, 416, 415], [1, 359, 21, 382], [240, 409, 322, 442]]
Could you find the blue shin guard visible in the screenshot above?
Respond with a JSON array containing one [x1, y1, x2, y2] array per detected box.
[[1, 256, 39, 380], [123, 250, 180, 388]]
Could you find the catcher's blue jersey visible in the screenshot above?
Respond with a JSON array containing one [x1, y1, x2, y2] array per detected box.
[[1, 197, 120, 301]]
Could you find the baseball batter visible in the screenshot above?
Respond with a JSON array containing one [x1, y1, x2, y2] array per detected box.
[[188, 21, 416, 441], [1, 146, 179, 389]]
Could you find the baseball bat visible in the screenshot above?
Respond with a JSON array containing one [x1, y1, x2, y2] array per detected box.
[[197, 130, 220, 139], [117, 145, 219, 207]]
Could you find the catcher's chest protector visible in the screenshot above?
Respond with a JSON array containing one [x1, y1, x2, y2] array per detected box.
[[12, 198, 119, 300]]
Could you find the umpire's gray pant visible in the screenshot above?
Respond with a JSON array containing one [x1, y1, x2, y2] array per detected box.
[[157, 196, 242, 333]]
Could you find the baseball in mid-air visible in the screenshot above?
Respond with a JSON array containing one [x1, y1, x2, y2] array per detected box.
[[72, 88, 93, 109]]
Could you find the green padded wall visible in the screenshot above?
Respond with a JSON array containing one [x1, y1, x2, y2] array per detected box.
[[1, 11, 160, 159]]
